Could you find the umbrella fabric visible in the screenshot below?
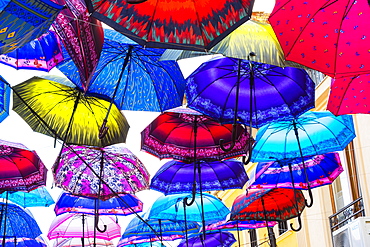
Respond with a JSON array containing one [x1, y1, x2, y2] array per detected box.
[[86, 0, 255, 51], [12, 75, 130, 147], [251, 111, 356, 162], [327, 74, 370, 115], [205, 219, 277, 232], [47, 213, 121, 240], [141, 107, 252, 161], [118, 212, 199, 245], [268, 0, 370, 78], [53, 144, 150, 200], [0, 202, 42, 238], [119, 242, 165, 247], [186, 56, 315, 127], [0, 187, 55, 207], [230, 188, 305, 222], [0, 76, 10, 123], [0, 30, 64, 72], [54, 192, 143, 216], [178, 232, 236, 247], [58, 29, 186, 112], [0, 0, 64, 54], [151, 159, 249, 195], [160, 20, 303, 69], [247, 152, 343, 190], [0, 139, 47, 192], [54, 238, 114, 247], [149, 193, 230, 224], [3, 237, 47, 247]]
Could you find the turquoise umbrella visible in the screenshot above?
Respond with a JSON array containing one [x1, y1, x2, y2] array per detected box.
[[0, 187, 54, 207]]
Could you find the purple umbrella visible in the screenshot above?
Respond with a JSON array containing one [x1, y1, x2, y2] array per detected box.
[[178, 231, 236, 247], [150, 159, 249, 195]]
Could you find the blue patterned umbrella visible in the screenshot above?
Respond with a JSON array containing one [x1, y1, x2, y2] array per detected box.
[[151, 159, 249, 195], [0, 76, 10, 123], [0, 187, 54, 207], [118, 242, 165, 247], [178, 232, 236, 247], [57, 29, 186, 112]]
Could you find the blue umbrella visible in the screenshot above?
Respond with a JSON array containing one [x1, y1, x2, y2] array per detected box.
[[251, 111, 355, 207], [3, 237, 46, 247], [118, 212, 199, 246], [178, 231, 236, 247], [0, 187, 54, 207], [0, 76, 10, 123], [54, 192, 143, 216], [151, 159, 249, 195], [119, 242, 165, 247], [57, 28, 186, 112]]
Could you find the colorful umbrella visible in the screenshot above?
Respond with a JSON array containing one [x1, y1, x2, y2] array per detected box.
[[230, 188, 305, 231], [247, 152, 343, 190], [268, 0, 370, 78], [186, 56, 315, 128], [327, 74, 370, 115], [53, 144, 150, 200], [54, 192, 143, 216], [160, 20, 303, 68], [2, 237, 47, 247], [119, 242, 165, 247], [205, 219, 277, 232], [47, 213, 121, 240], [151, 159, 249, 195], [178, 231, 236, 247], [12, 75, 130, 147], [54, 238, 114, 247], [118, 212, 199, 245], [0, 76, 10, 123], [141, 107, 252, 162], [0, 139, 47, 192], [0, 30, 64, 72], [0, 0, 64, 54], [58, 29, 186, 112], [0, 187, 55, 207], [86, 0, 255, 51]]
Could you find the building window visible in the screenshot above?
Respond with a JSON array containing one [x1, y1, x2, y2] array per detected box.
[[278, 221, 288, 235], [249, 229, 257, 247]]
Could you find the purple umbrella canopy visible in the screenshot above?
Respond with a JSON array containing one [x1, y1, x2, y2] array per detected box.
[[186, 56, 315, 128], [150, 159, 249, 195], [53, 144, 150, 200], [205, 219, 277, 232], [178, 231, 236, 247]]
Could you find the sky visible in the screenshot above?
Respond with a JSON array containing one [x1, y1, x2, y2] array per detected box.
[[0, 0, 275, 246]]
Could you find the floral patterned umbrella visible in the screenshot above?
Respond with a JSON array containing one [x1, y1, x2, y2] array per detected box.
[[178, 231, 236, 247]]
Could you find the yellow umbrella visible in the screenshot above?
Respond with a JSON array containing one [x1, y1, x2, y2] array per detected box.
[[12, 75, 129, 147]]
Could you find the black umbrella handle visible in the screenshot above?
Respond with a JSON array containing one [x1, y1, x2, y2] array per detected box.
[[290, 213, 302, 232]]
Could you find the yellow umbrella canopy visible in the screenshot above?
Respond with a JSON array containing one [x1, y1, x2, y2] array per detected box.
[[12, 76, 129, 147]]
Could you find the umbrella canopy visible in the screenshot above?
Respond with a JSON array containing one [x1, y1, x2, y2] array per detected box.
[[160, 20, 303, 68], [58, 29, 186, 112], [3, 237, 47, 247], [0, 30, 64, 72], [47, 213, 121, 240], [205, 219, 277, 232], [268, 0, 370, 78], [186, 56, 315, 127], [149, 193, 230, 224], [53, 144, 150, 200], [251, 111, 356, 162], [0, 76, 10, 123], [54, 192, 143, 216], [86, 0, 255, 51], [151, 159, 249, 195], [12, 75, 130, 147], [0, 139, 47, 192], [0, 187, 55, 207], [0, 202, 42, 238], [118, 212, 199, 245], [247, 152, 343, 190], [178, 232, 236, 247], [327, 74, 370, 115], [0, 0, 64, 54], [119, 242, 165, 247], [141, 107, 252, 161], [54, 238, 114, 247]]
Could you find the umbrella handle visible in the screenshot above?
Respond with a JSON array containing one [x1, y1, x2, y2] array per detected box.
[[99, 119, 109, 139], [184, 195, 196, 206], [220, 124, 237, 152], [290, 214, 302, 232], [305, 188, 314, 208], [95, 213, 107, 233]]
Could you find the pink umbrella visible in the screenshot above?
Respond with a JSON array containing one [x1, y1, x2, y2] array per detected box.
[[54, 238, 114, 247], [47, 213, 121, 240]]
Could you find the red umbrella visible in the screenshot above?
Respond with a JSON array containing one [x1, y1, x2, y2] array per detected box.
[[269, 0, 370, 78], [327, 74, 370, 115]]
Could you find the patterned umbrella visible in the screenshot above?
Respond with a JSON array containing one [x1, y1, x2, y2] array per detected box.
[[53, 144, 150, 200], [269, 0, 370, 78], [0, 187, 55, 207], [47, 213, 121, 240], [230, 188, 305, 231], [151, 159, 249, 195], [54, 238, 114, 247], [0, 76, 10, 123], [205, 219, 277, 232], [86, 0, 255, 51], [0, 0, 63, 54], [178, 231, 236, 247], [119, 242, 165, 247], [54, 192, 143, 216], [0, 30, 64, 72]]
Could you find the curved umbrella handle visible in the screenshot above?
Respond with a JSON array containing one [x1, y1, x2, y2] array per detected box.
[[220, 124, 237, 152], [305, 187, 314, 208], [184, 194, 196, 206], [98, 119, 109, 139], [290, 214, 302, 232], [95, 213, 107, 233]]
